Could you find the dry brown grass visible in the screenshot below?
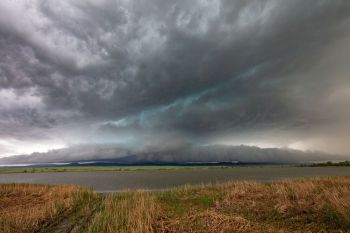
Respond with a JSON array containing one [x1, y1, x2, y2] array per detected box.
[[156, 209, 278, 233], [84, 177, 350, 232], [154, 177, 350, 232], [87, 191, 159, 233], [215, 177, 350, 231], [1, 177, 350, 233], [0, 183, 95, 233]]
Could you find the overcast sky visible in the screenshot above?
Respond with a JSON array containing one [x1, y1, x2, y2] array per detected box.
[[0, 0, 350, 158]]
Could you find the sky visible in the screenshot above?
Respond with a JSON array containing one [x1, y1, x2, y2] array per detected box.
[[0, 0, 350, 158]]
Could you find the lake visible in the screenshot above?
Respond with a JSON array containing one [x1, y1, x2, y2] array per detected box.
[[0, 166, 349, 192]]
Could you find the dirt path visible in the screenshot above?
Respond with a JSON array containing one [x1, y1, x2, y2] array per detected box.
[[37, 196, 103, 233]]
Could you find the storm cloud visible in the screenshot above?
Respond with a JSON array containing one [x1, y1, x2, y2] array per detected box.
[[0, 0, 350, 158]]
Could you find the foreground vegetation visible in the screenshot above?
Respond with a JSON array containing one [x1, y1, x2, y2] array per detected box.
[[1, 177, 350, 232], [0, 184, 98, 233], [0, 165, 240, 174]]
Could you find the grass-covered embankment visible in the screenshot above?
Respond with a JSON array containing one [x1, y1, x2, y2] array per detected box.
[[1, 177, 350, 232]]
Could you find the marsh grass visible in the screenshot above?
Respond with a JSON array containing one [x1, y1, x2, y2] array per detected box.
[[85, 177, 350, 232], [1, 177, 350, 232], [87, 191, 158, 233], [155, 177, 350, 232], [0, 183, 96, 233], [225, 178, 350, 231]]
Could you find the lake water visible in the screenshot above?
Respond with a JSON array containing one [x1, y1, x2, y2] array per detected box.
[[0, 166, 349, 192]]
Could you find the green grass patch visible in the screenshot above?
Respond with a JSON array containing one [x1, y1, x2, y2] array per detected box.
[[320, 205, 350, 230]]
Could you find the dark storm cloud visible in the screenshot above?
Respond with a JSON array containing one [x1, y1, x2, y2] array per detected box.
[[1, 143, 347, 164], [0, 0, 350, 157]]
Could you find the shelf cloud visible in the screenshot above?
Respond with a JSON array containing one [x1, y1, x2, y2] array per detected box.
[[0, 0, 350, 159]]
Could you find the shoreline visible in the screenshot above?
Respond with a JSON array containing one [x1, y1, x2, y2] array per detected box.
[[0, 164, 289, 174]]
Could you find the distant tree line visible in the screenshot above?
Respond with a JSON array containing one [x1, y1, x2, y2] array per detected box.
[[303, 161, 350, 167]]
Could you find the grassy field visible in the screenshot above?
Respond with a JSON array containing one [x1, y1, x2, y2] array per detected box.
[[1, 177, 350, 232], [0, 165, 246, 174], [0, 184, 98, 233]]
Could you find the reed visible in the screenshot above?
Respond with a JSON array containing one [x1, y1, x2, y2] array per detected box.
[[87, 191, 158, 233]]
